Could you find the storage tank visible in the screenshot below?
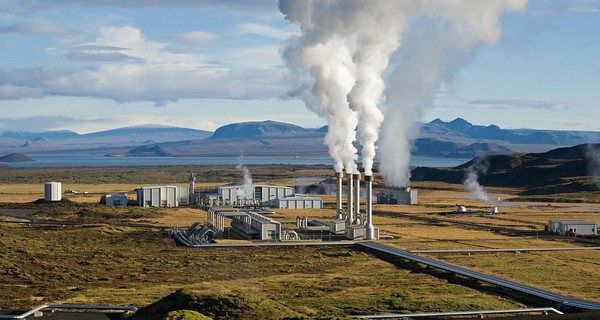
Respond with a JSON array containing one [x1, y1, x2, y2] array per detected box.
[[44, 182, 62, 202]]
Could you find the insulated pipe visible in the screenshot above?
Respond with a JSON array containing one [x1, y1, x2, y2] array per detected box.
[[364, 175, 375, 240], [346, 173, 354, 225], [353, 173, 361, 225], [335, 171, 344, 220]]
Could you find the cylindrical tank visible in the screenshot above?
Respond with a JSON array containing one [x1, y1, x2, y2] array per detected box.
[[44, 182, 62, 202]]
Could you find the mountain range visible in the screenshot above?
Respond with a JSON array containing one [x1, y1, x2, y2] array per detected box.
[[2, 118, 600, 158]]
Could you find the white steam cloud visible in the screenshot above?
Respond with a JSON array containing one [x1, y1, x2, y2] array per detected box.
[[236, 163, 254, 199], [463, 156, 490, 201], [585, 144, 600, 189], [280, 0, 526, 185]]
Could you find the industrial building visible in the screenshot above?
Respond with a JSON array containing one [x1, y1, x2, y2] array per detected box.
[[44, 182, 61, 202], [207, 207, 281, 240], [276, 195, 323, 209], [218, 184, 294, 206], [377, 187, 418, 205], [136, 185, 189, 208], [105, 194, 128, 207], [548, 220, 597, 236]]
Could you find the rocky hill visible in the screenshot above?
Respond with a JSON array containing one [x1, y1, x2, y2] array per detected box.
[[411, 144, 600, 195]]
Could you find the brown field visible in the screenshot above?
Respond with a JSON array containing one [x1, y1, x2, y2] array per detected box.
[[1, 166, 600, 317]]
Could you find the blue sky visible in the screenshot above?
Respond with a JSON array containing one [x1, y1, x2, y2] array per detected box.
[[0, 0, 598, 134]]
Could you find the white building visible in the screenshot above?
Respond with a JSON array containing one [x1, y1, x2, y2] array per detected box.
[[44, 182, 61, 202], [276, 196, 323, 209], [218, 184, 294, 206], [136, 185, 189, 208], [105, 194, 128, 207], [548, 220, 597, 235]]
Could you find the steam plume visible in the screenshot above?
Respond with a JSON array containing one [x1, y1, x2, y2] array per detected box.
[[463, 156, 490, 201], [585, 144, 600, 189], [280, 0, 527, 183], [236, 163, 254, 199]]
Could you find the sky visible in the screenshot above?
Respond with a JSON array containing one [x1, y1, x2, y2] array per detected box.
[[0, 0, 598, 134]]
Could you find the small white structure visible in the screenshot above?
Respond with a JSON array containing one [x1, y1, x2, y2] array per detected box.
[[105, 194, 128, 207], [548, 220, 597, 236], [276, 195, 323, 209], [136, 185, 188, 208], [218, 184, 294, 206], [377, 187, 418, 205], [44, 182, 61, 202]]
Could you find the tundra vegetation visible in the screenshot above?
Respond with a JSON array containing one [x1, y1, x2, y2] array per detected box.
[[0, 165, 599, 319]]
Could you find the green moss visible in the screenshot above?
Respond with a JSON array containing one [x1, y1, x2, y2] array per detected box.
[[133, 289, 304, 320], [164, 310, 212, 320]]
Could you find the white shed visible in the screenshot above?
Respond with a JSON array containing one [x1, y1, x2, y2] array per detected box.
[[548, 220, 597, 235], [136, 185, 188, 208], [218, 184, 294, 206], [276, 196, 323, 209]]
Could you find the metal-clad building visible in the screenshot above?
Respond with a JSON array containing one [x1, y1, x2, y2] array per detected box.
[[276, 196, 323, 209], [218, 184, 294, 206], [377, 187, 418, 205], [44, 182, 62, 202], [105, 194, 128, 207], [136, 185, 188, 208], [548, 220, 597, 235]]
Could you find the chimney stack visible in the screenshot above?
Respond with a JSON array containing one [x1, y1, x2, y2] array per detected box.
[[364, 175, 375, 240], [335, 171, 344, 220], [353, 173, 361, 225], [346, 173, 354, 225]]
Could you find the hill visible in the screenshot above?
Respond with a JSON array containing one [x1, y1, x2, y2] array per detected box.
[[0, 153, 34, 162], [209, 120, 310, 139], [3, 118, 600, 158], [132, 289, 302, 320], [411, 143, 600, 195], [124, 145, 174, 157]]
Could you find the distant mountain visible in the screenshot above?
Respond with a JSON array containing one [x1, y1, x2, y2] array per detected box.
[[209, 120, 310, 139], [0, 130, 78, 140], [0, 153, 34, 162], [2, 118, 600, 158], [421, 118, 600, 145], [411, 143, 600, 194], [82, 124, 212, 143]]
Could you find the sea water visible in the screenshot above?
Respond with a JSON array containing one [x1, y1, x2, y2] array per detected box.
[[5, 155, 470, 168]]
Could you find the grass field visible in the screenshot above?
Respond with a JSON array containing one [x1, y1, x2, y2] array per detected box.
[[1, 165, 600, 318]]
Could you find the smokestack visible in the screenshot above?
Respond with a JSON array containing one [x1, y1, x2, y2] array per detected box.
[[335, 171, 344, 220], [189, 173, 195, 205], [364, 175, 375, 240], [353, 173, 361, 225], [346, 173, 354, 225]]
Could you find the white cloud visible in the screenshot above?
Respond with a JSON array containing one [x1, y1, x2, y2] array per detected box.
[[0, 26, 287, 105], [468, 99, 570, 111], [236, 23, 298, 40], [0, 85, 44, 99], [169, 31, 220, 46], [0, 23, 80, 37]]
